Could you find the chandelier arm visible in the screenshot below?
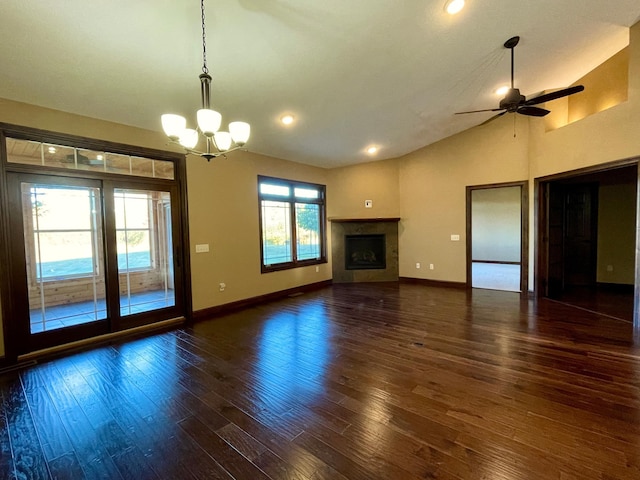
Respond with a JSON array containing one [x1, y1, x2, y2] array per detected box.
[[166, 139, 245, 158]]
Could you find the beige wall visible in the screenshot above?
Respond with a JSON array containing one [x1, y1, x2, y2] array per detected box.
[[530, 23, 640, 180], [597, 182, 637, 284], [398, 118, 530, 282], [186, 150, 331, 311], [568, 48, 629, 124], [326, 158, 400, 219], [471, 186, 521, 263]]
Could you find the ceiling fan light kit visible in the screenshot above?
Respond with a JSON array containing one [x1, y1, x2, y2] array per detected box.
[[161, 0, 250, 161], [456, 36, 585, 125]]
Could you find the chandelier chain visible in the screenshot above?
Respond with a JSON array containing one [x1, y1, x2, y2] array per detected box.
[[201, 0, 208, 74], [160, 0, 250, 160]]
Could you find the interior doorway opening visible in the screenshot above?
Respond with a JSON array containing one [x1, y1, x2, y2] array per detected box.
[[466, 182, 529, 293], [537, 163, 637, 322]]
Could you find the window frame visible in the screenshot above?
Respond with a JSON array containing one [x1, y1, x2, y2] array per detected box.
[[29, 184, 103, 282], [258, 175, 327, 273], [114, 189, 156, 273]]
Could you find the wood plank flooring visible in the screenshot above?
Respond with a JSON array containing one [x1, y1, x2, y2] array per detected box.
[[2, 282, 640, 479]]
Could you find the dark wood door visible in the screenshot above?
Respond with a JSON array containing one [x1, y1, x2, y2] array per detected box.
[[546, 183, 565, 297], [563, 184, 598, 287]]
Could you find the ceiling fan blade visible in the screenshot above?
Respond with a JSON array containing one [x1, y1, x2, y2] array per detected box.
[[479, 111, 507, 126], [517, 106, 550, 117], [524, 85, 585, 106], [455, 107, 505, 115]]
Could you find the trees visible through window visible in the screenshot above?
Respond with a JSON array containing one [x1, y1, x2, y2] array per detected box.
[[259, 176, 326, 272]]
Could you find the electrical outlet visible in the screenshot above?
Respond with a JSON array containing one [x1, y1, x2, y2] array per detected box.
[[450, 234, 460, 241], [416, 262, 421, 269], [365, 200, 373, 208], [315, 266, 320, 272], [429, 264, 434, 270], [195, 243, 209, 253], [219, 282, 226, 292]]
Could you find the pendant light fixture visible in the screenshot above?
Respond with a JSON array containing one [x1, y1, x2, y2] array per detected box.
[[161, 0, 250, 161]]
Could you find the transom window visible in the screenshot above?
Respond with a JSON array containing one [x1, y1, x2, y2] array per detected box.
[[258, 176, 327, 272]]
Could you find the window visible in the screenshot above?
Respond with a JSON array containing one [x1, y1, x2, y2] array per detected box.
[[26, 187, 167, 282], [29, 185, 102, 281], [7, 138, 174, 179], [258, 176, 326, 272], [114, 190, 154, 271]]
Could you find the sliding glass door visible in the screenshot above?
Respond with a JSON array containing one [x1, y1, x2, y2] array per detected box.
[[114, 187, 175, 317], [24, 181, 107, 333], [7, 174, 183, 353]]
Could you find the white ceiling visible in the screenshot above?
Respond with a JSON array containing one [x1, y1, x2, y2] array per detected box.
[[1, 1, 639, 168]]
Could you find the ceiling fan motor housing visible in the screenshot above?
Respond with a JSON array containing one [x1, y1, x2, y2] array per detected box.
[[499, 88, 526, 112]]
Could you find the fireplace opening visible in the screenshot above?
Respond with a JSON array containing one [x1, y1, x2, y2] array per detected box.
[[345, 234, 386, 270]]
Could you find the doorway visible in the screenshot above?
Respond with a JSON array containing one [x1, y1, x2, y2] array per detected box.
[[537, 163, 637, 321], [466, 182, 528, 293], [0, 126, 190, 359]]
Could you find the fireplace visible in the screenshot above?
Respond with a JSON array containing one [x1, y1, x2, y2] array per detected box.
[[330, 217, 400, 283], [345, 234, 386, 270]]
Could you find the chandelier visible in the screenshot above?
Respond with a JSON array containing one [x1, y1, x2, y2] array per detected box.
[[161, 0, 250, 161]]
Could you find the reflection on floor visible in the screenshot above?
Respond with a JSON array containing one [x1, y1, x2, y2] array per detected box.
[[472, 262, 520, 292], [30, 289, 175, 333], [554, 285, 634, 322]]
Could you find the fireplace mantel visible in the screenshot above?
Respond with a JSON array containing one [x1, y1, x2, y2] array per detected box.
[[329, 217, 400, 223]]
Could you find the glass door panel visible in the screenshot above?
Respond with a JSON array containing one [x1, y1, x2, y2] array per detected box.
[[22, 183, 107, 333], [114, 188, 175, 316]]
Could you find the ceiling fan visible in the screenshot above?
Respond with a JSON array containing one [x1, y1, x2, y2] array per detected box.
[[455, 36, 584, 125]]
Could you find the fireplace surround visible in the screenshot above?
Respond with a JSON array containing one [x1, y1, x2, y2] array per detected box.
[[330, 218, 399, 283]]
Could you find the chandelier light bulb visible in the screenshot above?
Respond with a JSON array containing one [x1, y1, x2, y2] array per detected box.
[[197, 109, 222, 136], [179, 128, 199, 149], [214, 131, 232, 152], [229, 122, 250, 146], [161, 114, 187, 140]]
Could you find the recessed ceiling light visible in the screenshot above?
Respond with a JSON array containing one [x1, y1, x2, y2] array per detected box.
[[495, 85, 510, 96], [281, 114, 295, 125], [444, 0, 465, 15], [366, 146, 379, 155]]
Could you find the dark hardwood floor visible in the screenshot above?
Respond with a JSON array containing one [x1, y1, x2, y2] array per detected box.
[[2, 282, 640, 479], [554, 285, 635, 322]]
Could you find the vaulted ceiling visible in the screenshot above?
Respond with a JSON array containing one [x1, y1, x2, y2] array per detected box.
[[1, 1, 639, 167]]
